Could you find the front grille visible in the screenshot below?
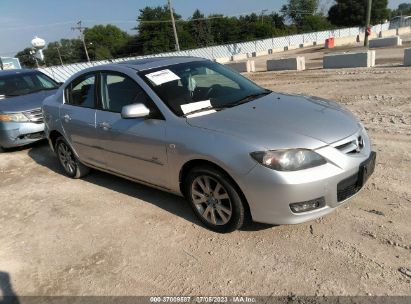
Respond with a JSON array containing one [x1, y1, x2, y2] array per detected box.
[[337, 173, 360, 202], [335, 141, 357, 154], [23, 108, 43, 123], [334, 134, 365, 155]]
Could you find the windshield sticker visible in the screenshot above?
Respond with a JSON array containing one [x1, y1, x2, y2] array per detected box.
[[180, 100, 211, 114], [145, 69, 180, 86]]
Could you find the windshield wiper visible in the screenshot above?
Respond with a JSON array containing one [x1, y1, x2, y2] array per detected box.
[[228, 90, 271, 107], [183, 105, 226, 117], [182, 90, 271, 117]]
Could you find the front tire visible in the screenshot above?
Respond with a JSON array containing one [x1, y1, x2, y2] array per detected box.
[[55, 137, 89, 178], [185, 166, 246, 233]]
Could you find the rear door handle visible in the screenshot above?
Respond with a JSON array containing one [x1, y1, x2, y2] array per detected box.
[[62, 114, 71, 122], [98, 122, 111, 130]]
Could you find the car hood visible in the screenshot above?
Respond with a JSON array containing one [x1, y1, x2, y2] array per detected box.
[[186, 92, 361, 150], [0, 89, 57, 113]]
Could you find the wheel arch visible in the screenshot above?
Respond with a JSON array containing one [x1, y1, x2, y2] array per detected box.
[[49, 130, 64, 150], [179, 159, 252, 220]]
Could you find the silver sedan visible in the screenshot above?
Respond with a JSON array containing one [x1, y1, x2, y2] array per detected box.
[[43, 57, 376, 232]]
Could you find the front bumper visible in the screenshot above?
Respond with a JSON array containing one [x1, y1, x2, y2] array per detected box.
[[0, 122, 45, 148], [238, 132, 375, 225]]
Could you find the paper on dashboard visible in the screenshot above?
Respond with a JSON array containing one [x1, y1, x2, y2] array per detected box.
[[181, 100, 216, 118], [181, 100, 212, 114], [145, 69, 180, 86]]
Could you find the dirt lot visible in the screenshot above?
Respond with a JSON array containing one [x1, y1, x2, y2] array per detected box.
[[1, 50, 410, 297]]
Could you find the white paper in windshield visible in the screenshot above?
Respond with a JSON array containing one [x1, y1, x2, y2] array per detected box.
[[146, 69, 180, 86], [181, 100, 211, 114], [181, 100, 216, 118]]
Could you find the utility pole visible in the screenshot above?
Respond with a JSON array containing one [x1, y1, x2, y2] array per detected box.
[[72, 21, 90, 62], [364, 0, 373, 47], [55, 45, 64, 65], [168, 0, 180, 51]]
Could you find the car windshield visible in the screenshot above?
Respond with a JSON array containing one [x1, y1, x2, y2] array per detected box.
[[140, 60, 270, 117], [0, 72, 58, 97]]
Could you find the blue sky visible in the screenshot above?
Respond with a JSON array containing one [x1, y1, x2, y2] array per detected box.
[[0, 0, 405, 57]]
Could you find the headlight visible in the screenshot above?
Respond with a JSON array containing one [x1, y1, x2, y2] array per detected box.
[[250, 149, 326, 171], [0, 113, 29, 122]]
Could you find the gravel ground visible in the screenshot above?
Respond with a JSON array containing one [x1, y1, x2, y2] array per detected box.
[[0, 50, 410, 297]]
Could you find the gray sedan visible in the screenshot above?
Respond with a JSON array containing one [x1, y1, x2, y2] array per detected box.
[[0, 69, 58, 149], [43, 57, 376, 232]]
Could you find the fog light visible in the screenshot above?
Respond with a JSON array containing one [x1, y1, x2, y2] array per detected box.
[[290, 197, 325, 213]]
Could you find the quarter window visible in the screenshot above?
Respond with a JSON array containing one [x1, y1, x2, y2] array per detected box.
[[66, 74, 96, 108]]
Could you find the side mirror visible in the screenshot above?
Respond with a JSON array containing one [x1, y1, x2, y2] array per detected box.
[[121, 103, 150, 119]]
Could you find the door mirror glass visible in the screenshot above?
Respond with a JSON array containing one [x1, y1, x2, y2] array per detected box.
[[121, 103, 150, 119]]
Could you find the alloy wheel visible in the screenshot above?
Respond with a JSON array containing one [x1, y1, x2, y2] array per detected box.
[[57, 142, 76, 175], [191, 175, 233, 225]]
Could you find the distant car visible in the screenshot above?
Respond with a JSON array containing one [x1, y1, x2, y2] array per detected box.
[[43, 57, 376, 233], [0, 69, 59, 149]]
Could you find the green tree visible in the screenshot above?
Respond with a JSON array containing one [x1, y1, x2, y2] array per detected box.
[[267, 12, 286, 29], [237, 13, 274, 40], [43, 42, 63, 66], [15, 48, 37, 68], [328, 0, 390, 27], [15, 5, 339, 67], [208, 15, 240, 44], [281, 0, 319, 26], [299, 15, 334, 32], [43, 39, 85, 66], [84, 24, 130, 60], [391, 3, 411, 16], [133, 5, 184, 54], [188, 9, 213, 47]]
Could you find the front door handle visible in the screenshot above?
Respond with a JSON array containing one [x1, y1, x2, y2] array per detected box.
[[98, 122, 111, 130], [62, 114, 71, 122]]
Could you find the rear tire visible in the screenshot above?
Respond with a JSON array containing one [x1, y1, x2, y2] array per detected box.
[[185, 165, 246, 233], [55, 137, 89, 178]]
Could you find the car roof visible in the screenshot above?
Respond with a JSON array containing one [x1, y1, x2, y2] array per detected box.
[[117, 56, 207, 71], [0, 69, 40, 77]]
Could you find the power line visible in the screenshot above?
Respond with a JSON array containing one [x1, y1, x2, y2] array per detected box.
[[0, 8, 295, 32], [2, 8, 320, 57]]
